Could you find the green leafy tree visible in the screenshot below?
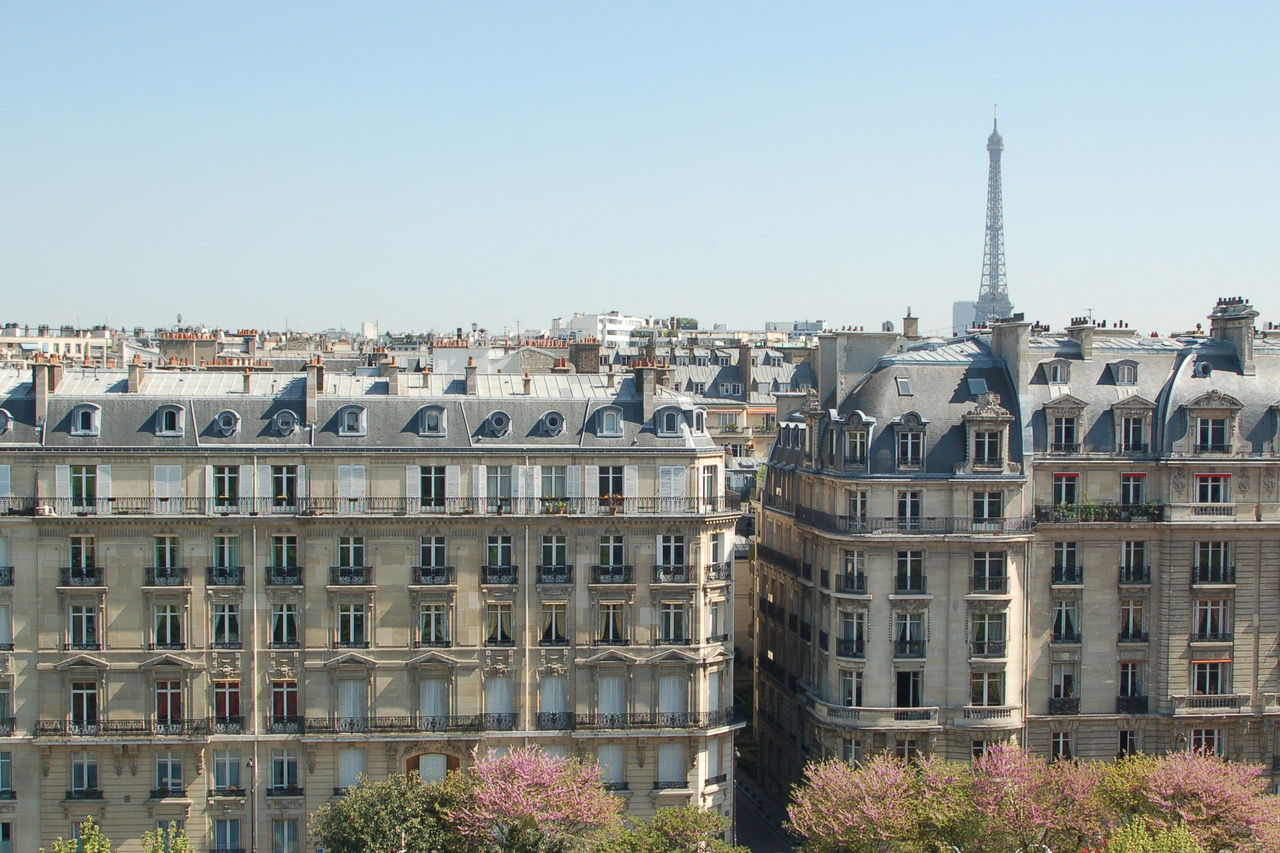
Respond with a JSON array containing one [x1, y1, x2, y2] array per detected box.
[[1107, 822, 1207, 853], [41, 817, 114, 853], [602, 806, 748, 853], [142, 824, 192, 853], [309, 772, 467, 853]]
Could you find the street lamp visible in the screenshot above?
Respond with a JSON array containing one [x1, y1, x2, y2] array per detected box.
[[246, 758, 257, 853]]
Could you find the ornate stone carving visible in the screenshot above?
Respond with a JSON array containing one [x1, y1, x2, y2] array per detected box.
[[1172, 469, 1187, 497], [306, 744, 317, 774], [1239, 469, 1252, 495], [966, 392, 1010, 419]]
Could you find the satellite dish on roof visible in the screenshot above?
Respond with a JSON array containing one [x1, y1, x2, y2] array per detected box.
[[882, 321, 895, 332]]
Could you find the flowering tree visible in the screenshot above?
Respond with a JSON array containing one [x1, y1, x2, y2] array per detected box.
[[446, 746, 624, 852], [786, 753, 923, 853], [41, 817, 114, 853], [601, 806, 748, 853]]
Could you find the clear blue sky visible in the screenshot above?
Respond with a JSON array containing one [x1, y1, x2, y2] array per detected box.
[[3, 2, 1277, 337]]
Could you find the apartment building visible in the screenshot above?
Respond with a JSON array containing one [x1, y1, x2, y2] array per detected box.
[[0, 357, 743, 851], [754, 296, 1280, 802]]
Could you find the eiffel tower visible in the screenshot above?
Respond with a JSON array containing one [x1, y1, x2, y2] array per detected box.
[[973, 110, 1013, 326]]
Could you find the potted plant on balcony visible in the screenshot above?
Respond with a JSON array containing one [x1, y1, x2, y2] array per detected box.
[[606, 494, 624, 515]]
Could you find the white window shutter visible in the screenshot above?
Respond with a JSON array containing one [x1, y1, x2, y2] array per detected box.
[[444, 466, 461, 499], [472, 465, 487, 500], [584, 465, 599, 501], [351, 466, 366, 499], [55, 465, 71, 500], [658, 467, 673, 498], [96, 465, 111, 500], [623, 465, 638, 499], [240, 464, 255, 501], [257, 466, 271, 502], [527, 466, 541, 500], [405, 466, 421, 503], [511, 465, 525, 500], [672, 466, 687, 498], [204, 465, 215, 502], [566, 467, 581, 499], [297, 465, 307, 499], [708, 670, 721, 711], [0, 465, 10, 499], [338, 466, 352, 499]]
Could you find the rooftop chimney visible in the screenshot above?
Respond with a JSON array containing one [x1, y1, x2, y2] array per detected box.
[[738, 343, 753, 393], [127, 355, 146, 393], [523, 372, 533, 395], [32, 356, 62, 426], [1209, 296, 1258, 376], [1065, 317, 1095, 360], [465, 357, 479, 395], [304, 357, 324, 423], [567, 339, 601, 374], [242, 369, 252, 394], [634, 363, 659, 420], [990, 314, 1032, 398], [902, 308, 920, 341], [380, 357, 401, 395]]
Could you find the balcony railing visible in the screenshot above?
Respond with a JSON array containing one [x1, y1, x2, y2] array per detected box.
[[894, 640, 925, 658], [536, 564, 573, 585], [970, 575, 1008, 594], [591, 565, 634, 584], [1035, 503, 1164, 523], [1049, 697, 1080, 715], [329, 566, 372, 585], [1116, 695, 1149, 714], [209, 716, 244, 735], [211, 637, 242, 650], [794, 507, 1033, 536], [35, 719, 149, 737], [1194, 443, 1232, 453], [1049, 442, 1081, 454], [1119, 631, 1150, 643], [971, 639, 1006, 657], [1190, 503, 1236, 517], [0, 718, 14, 736], [573, 706, 746, 731], [836, 573, 867, 594], [895, 576, 927, 594], [206, 566, 245, 586], [1173, 693, 1250, 714], [481, 713, 517, 731], [153, 718, 210, 736], [707, 632, 730, 644], [60, 566, 103, 586], [410, 565, 453, 585], [1052, 565, 1083, 585], [66, 788, 104, 800], [653, 564, 691, 584], [481, 565, 517, 585], [335, 637, 370, 649], [266, 566, 303, 586], [972, 455, 1004, 468], [1118, 442, 1150, 454], [265, 715, 304, 734], [836, 638, 864, 659], [537, 711, 575, 730], [0, 566, 11, 587], [150, 786, 186, 799], [1119, 565, 1151, 585], [706, 562, 732, 582], [1051, 632, 1081, 645], [266, 785, 305, 798], [144, 566, 188, 586], [806, 701, 940, 728], [1192, 631, 1234, 643], [1193, 566, 1236, 585]]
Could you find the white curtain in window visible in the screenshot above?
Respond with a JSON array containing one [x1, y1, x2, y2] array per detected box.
[[708, 671, 721, 712], [0, 605, 11, 645], [707, 737, 721, 779], [0, 538, 7, 568], [597, 744, 624, 784], [419, 753, 447, 783], [541, 676, 567, 713], [0, 464, 10, 499], [419, 679, 448, 719], [657, 743, 686, 785], [598, 675, 625, 716], [272, 819, 299, 853], [337, 747, 365, 789], [485, 677, 512, 714], [338, 679, 365, 720], [658, 675, 687, 713]]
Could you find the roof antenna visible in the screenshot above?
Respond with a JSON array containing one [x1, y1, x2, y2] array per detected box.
[[993, 103, 998, 131]]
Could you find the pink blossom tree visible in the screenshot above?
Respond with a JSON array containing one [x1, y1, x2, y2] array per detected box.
[[786, 753, 923, 853]]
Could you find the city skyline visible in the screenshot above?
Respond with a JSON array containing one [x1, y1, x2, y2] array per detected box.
[[3, 3, 1278, 337]]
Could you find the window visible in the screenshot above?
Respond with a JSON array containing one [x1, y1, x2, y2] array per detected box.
[[71, 404, 100, 436], [1120, 415, 1145, 451], [691, 382, 706, 394], [659, 535, 685, 567], [659, 602, 688, 643], [657, 743, 687, 788], [70, 535, 96, 570], [597, 466, 624, 499], [845, 430, 868, 464], [213, 681, 241, 723], [598, 408, 623, 436], [1054, 541, 1078, 570], [156, 406, 183, 436], [894, 739, 921, 762], [1196, 417, 1229, 452], [1122, 541, 1146, 571], [659, 410, 681, 435], [841, 611, 865, 647], [1051, 664, 1077, 698], [1193, 599, 1231, 640], [895, 671, 922, 707], [1195, 542, 1232, 583], [214, 409, 240, 437], [154, 535, 179, 569], [421, 466, 446, 510], [1121, 474, 1146, 506], [895, 377, 912, 396], [271, 534, 297, 568], [338, 747, 365, 791], [486, 603, 514, 646], [155, 681, 182, 729], [970, 671, 1004, 706], [972, 552, 1006, 593], [599, 535, 624, 567], [1047, 363, 1069, 384], [338, 406, 366, 436], [337, 603, 368, 647], [846, 491, 868, 521], [214, 819, 242, 851], [1191, 729, 1224, 756], [1196, 475, 1230, 504], [1050, 732, 1074, 761], [1052, 600, 1080, 642], [897, 431, 923, 466], [542, 466, 567, 499], [420, 406, 446, 436], [1052, 473, 1078, 506], [213, 467, 239, 508], [1120, 599, 1146, 640], [0, 752, 11, 794], [896, 491, 921, 530], [1115, 363, 1137, 385], [896, 551, 924, 593], [541, 602, 568, 646], [971, 613, 1005, 656], [973, 430, 1001, 464], [213, 535, 240, 569], [154, 604, 184, 649], [69, 604, 99, 649], [70, 465, 96, 508], [212, 604, 240, 648], [420, 603, 449, 646], [270, 466, 298, 509], [271, 749, 299, 789], [895, 613, 924, 656], [1051, 416, 1078, 452], [271, 604, 299, 648], [272, 819, 300, 853], [338, 536, 365, 568], [156, 750, 183, 795], [419, 677, 449, 725], [600, 602, 626, 643], [1119, 662, 1145, 697], [693, 411, 706, 432], [487, 466, 513, 510], [487, 535, 513, 567], [598, 744, 625, 788], [71, 750, 98, 793], [972, 491, 1002, 521], [840, 670, 863, 707], [420, 536, 446, 567]]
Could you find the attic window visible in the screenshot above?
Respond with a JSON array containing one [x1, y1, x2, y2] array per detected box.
[[657, 409, 682, 437], [338, 406, 367, 437], [1048, 363, 1070, 384], [273, 410, 297, 436], [214, 409, 241, 437], [71, 404, 101, 437], [486, 411, 512, 437], [540, 411, 565, 437], [896, 377, 912, 396], [693, 410, 706, 434], [0, 408, 10, 435], [597, 408, 623, 437], [1115, 363, 1137, 385], [967, 378, 988, 396], [156, 405, 184, 437], [419, 406, 446, 436]]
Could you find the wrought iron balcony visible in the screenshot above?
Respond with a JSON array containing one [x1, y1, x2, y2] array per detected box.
[[1049, 442, 1081, 454], [794, 507, 1034, 535], [412, 565, 455, 585], [266, 785, 305, 798], [482, 565, 518, 585], [60, 566, 102, 586], [1051, 631, 1081, 645], [653, 564, 691, 583], [66, 788, 104, 800], [206, 566, 244, 586], [536, 564, 573, 585], [35, 719, 149, 737], [836, 573, 867, 594], [894, 639, 926, 658], [1119, 565, 1150, 585], [1119, 442, 1150, 454], [153, 718, 210, 736], [537, 711, 575, 730], [417, 637, 451, 648], [416, 714, 482, 733], [1036, 503, 1164, 523], [836, 638, 864, 659], [655, 636, 692, 646], [593, 637, 631, 646], [266, 565, 304, 586], [1195, 443, 1232, 453], [481, 713, 517, 731], [1052, 564, 1083, 584], [971, 639, 1006, 657], [970, 575, 1008, 594], [1192, 631, 1234, 643], [335, 637, 370, 649], [265, 715, 304, 734], [150, 641, 187, 651], [706, 632, 730, 644], [329, 566, 372, 585], [211, 637, 242, 650], [210, 785, 247, 798], [1116, 695, 1149, 715], [0, 789, 14, 800], [209, 716, 244, 735], [706, 562, 732, 582], [0, 717, 14, 736], [894, 576, 927, 594], [591, 565, 634, 584], [1119, 631, 1150, 643], [150, 786, 186, 799], [1192, 566, 1236, 585], [539, 636, 569, 647], [0, 567, 13, 587], [145, 566, 188, 586], [1048, 697, 1080, 715]]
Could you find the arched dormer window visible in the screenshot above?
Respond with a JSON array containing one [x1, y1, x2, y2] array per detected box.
[[596, 406, 623, 438], [71, 404, 101, 437], [213, 409, 241, 437], [0, 408, 11, 436], [892, 412, 928, 471], [842, 410, 876, 467], [1112, 360, 1138, 386], [1043, 360, 1071, 385], [485, 410, 512, 438], [656, 407, 683, 437], [155, 404, 185, 437], [539, 411, 565, 437], [273, 410, 298, 437], [419, 406, 446, 437], [338, 405, 367, 437], [693, 409, 707, 435]]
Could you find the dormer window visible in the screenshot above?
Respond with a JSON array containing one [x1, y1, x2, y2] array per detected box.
[[693, 410, 706, 434], [596, 407, 623, 437], [0, 408, 11, 435], [1051, 416, 1079, 454], [155, 405, 184, 437], [485, 411, 512, 438], [973, 431, 1002, 466], [1119, 415, 1146, 453], [71, 404, 101, 437], [1114, 362, 1137, 385], [1184, 391, 1242, 455], [1047, 362, 1070, 384], [897, 431, 923, 467], [657, 409, 682, 437], [1196, 417, 1229, 453], [539, 411, 565, 437], [272, 410, 297, 437], [213, 410, 241, 437], [419, 406, 446, 436], [338, 406, 367, 437], [845, 430, 868, 464]]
